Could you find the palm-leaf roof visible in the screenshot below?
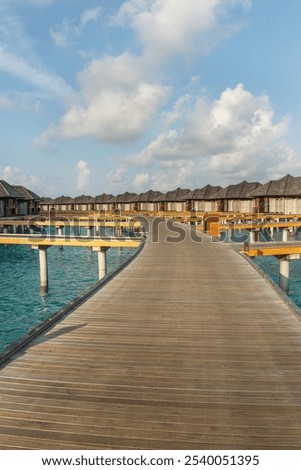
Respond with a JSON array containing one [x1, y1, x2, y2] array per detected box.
[[90, 193, 115, 203], [53, 195, 73, 204], [109, 192, 137, 203], [155, 188, 191, 202], [130, 190, 163, 202], [13, 185, 41, 201], [73, 194, 93, 204], [0, 180, 24, 198], [247, 174, 301, 197], [182, 184, 223, 200], [210, 181, 261, 200]]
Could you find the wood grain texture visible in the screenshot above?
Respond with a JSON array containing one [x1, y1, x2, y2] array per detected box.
[[1, 220, 301, 449]]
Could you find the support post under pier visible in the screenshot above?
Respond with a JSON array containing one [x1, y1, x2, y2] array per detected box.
[[93, 247, 109, 280], [32, 245, 50, 293], [57, 226, 64, 250], [277, 254, 300, 294], [250, 230, 255, 243], [86, 226, 93, 237], [282, 229, 289, 242], [57, 226, 63, 237]]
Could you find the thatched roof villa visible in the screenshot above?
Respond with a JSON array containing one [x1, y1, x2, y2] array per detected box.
[[109, 192, 137, 212], [183, 184, 223, 212], [155, 188, 191, 212], [247, 174, 301, 213], [130, 190, 163, 212], [0, 180, 41, 216], [7, 173, 301, 217], [209, 181, 262, 213], [90, 194, 115, 211]]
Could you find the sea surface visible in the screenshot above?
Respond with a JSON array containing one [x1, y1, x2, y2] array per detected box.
[[253, 255, 301, 309], [231, 227, 301, 311], [0, 227, 137, 354]]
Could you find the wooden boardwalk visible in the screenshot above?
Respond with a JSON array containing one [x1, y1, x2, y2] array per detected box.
[[1, 220, 301, 449]]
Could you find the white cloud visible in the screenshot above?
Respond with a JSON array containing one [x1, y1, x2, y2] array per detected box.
[[81, 7, 102, 27], [133, 172, 150, 190], [0, 45, 73, 99], [0, 92, 43, 113], [0, 5, 72, 100], [0, 165, 40, 189], [106, 168, 127, 191], [0, 9, 35, 56], [114, 0, 251, 62], [162, 95, 191, 126], [38, 0, 252, 149], [126, 83, 298, 183], [50, 22, 71, 48], [39, 53, 169, 145], [76, 160, 91, 192], [148, 162, 194, 191], [50, 7, 102, 49]]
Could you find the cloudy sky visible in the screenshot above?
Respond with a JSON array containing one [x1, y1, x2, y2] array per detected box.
[[0, 0, 301, 196]]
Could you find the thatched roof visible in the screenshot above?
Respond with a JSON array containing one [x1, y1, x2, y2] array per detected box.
[[90, 193, 115, 204], [210, 181, 261, 200], [0, 180, 24, 199], [247, 174, 301, 197], [155, 188, 191, 202], [40, 197, 54, 204], [13, 185, 41, 201], [53, 196, 73, 204], [109, 192, 137, 203], [182, 184, 223, 201], [130, 190, 163, 202], [73, 194, 93, 204]]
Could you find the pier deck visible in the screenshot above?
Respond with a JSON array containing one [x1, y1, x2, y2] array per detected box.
[[1, 220, 301, 449], [0, 234, 142, 248]]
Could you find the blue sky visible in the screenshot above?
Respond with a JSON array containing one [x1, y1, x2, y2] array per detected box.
[[0, 0, 301, 197]]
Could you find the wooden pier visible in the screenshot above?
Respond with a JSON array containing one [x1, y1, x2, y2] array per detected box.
[[0, 234, 142, 249], [0, 234, 142, 292], [1, 220, 301, 449]]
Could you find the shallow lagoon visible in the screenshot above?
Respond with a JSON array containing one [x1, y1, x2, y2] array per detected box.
[[0, 242, 136, 353]]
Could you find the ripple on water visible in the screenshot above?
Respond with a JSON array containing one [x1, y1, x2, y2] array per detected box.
[[253, 255, 301, 311], [0, 244, 136, 353]]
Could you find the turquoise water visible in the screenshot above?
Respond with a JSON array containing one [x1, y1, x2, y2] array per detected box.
[[253, 256, 301, 309], [227, 227, 301, 311], [0, 234, 137, 353]]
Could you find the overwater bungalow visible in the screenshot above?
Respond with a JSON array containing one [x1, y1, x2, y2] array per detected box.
[[155, 188, 191, 212], [73, 195, 94, 212], [13, 185, 41, 215], [247, 174, 301, 214], [39, 197, 55, 213], [182, 185, 223, 212], [0, 180, 27, 217], [52, 196, 74, 212], [90, 193, 115, 212], [130, 190, 163, 212], [210, 181, 261, 213], [109, 192, 137, 212]]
